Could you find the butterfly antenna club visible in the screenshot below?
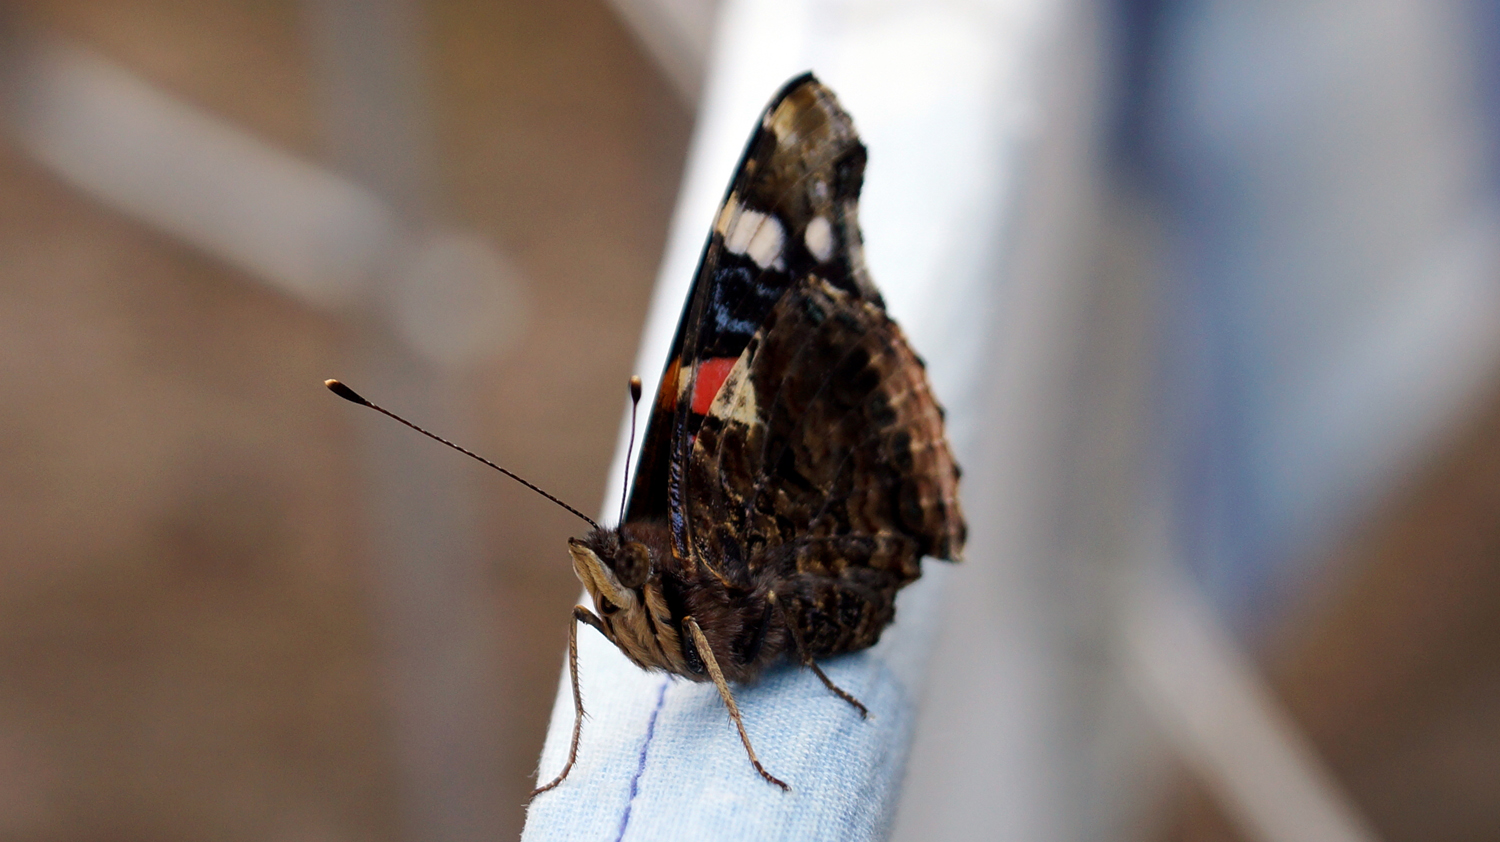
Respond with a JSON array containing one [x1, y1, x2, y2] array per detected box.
[[323, 379, 601, 530]]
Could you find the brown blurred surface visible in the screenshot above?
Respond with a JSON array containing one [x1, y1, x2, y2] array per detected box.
[[1163, 378, 1500, 842], [0, 1, 688, 839]]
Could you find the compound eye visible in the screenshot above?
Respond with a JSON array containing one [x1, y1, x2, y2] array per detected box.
[[613, 541, 650, 589]]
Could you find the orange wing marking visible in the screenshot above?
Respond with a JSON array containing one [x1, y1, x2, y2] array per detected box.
[[691, 357, 738, 416]]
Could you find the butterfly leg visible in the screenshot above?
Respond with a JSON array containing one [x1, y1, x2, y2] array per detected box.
[[768, 590, 869, 718], [531, 605, 606, 798], [683, 615, 790, 791]]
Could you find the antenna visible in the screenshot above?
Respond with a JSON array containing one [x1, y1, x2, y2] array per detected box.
[[325, 379, 601, 531], [619, 375, 643, 525]]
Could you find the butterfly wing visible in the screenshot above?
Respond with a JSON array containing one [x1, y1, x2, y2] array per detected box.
[[686, 275, 966, 583], [675, 82, 966, 660], [625, 74, 882, 559]]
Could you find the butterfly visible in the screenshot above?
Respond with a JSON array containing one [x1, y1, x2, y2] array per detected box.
[[327, 72, 964, 795], [536, 72, 966, 794]]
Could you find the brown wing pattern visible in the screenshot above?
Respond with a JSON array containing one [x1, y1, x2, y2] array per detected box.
[[685, 276, 965, 590]]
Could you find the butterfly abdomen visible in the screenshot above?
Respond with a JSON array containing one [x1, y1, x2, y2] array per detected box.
[[671, 575, 788, 684]]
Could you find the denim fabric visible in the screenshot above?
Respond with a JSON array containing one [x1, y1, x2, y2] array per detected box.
[[521, 567, 953, 842]]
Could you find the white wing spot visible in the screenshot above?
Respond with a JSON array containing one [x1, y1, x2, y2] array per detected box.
[[745, 215, 785, 269], [724, 206, 763, 255], [804, 216, 834, 263], [724, 207, 784, 269]]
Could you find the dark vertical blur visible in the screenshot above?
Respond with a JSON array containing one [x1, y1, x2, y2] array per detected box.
[[1111, 1, 1500, 839], [0, 1, 688, 839]]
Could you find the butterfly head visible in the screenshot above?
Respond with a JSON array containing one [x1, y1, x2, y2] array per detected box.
[[568, 530, 648, 607], [566, 524, 684, 672]]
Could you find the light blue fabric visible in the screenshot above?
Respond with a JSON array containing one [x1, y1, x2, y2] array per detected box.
[[521, 567, 953, 841]]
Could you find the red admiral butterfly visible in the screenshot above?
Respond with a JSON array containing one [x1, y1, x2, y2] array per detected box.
[[328, 72, 965, 796]]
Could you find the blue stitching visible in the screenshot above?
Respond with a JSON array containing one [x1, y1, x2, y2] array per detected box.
[[614, 679, 669, 842]]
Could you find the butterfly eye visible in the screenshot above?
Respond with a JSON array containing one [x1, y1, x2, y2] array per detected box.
[[613, 541, 651, 589]]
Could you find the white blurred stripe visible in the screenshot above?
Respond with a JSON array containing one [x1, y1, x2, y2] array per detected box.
[[1126, 565, 1380, 842], [603, 0, 719, 104], [5, 36, 394, 308], [2, 34, 525, 365]]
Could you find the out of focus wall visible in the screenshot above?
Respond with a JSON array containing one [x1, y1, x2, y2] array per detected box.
[[0, 2, 687, 839]]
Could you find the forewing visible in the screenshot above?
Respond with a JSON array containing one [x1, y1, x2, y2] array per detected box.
[[625, 74, 878, 558]]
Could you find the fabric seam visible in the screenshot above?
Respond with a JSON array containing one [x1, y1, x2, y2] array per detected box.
[[614, 678, 671, 842]]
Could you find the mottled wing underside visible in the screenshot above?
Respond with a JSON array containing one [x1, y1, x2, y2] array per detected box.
[[626, 72, 964, 589], [687, 278, 965, 583]]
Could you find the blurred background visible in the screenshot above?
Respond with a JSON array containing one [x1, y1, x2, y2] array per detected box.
[[0, 1, 1496, 841]]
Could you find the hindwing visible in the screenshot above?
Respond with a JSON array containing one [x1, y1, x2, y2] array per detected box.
[[687, 277, 965, 586]]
